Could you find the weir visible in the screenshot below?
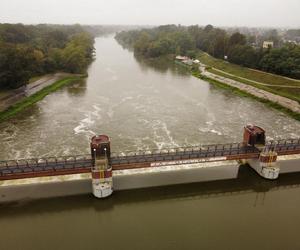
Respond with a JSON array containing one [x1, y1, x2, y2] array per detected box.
[[0, 125, 300, 199]]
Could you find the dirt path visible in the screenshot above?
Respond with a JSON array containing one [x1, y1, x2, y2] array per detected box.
[[199, 64, 300, 114]]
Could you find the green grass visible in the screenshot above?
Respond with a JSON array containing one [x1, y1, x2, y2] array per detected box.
[[0, 75, 85, 122], [198, 51, 300, 86], [174, 60, 192, 68], [192, 69, 300, 121], [208, 68, 300, 103]]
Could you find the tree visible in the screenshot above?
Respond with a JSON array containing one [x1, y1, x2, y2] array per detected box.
[[0, 43, 37, 89], [134, 32, 151, 55], [259, 44, 300, 78], [228, 32, 246, 47], [228, 45, 258, 68], [0, 24, 95, 89]]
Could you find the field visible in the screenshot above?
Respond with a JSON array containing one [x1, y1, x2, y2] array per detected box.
[[197, 52, 300, 103]]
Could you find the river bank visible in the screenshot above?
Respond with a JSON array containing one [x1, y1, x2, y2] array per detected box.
[[0, 73, 86, 122], [187, 63, 300, 121], [197, 51, 300, 103]]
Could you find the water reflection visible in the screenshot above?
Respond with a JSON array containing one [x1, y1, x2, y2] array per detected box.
[[2, 166, 300, 217], [133, 53, 191, 77]]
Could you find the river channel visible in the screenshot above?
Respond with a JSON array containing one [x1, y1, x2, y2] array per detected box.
[[1, 35, 300, 250]]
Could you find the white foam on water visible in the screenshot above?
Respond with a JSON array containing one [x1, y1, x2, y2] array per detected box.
[[138, 118, 150, 125], [205, 121, 214, 126], [107, 108, 114, 118], [105, 67, 115, 74], [92, 104, 101, 112], [290, 133, 299, 138], [74, 123, 86, 135], [8, 148, 22, 160], [121, 96, 133, 102], [63, 147, 72, 156], [199, 127, 210, 133], [91, 105, 102, 120], [132, 137, 152, 152], [210, 129, 223, 136], [107, 96, 134, 118], [73, 104, 104, 135], [152, 120, 179, 150], [111, 76, 118, 81], [199, 126, 223, 136], [74, 113, 95, 135], [133, 104, 148, 114]]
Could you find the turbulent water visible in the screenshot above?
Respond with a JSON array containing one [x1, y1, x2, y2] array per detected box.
[[0, 36, 300, 160], [1, 36, 300, 250]]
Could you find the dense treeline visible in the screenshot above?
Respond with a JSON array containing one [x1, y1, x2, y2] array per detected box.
[[115, 25, 300, 79], [0, 24, 94, 89]]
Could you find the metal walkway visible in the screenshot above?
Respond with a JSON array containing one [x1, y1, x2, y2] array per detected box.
[[1, 139, 300, 180]]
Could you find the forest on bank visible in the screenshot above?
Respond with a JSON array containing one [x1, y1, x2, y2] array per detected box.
[[115, 25, 300, 79], [0, 24, 95, 89]]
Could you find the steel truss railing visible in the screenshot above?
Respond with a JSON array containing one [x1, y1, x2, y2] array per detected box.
[[0, 139, 299, 177]]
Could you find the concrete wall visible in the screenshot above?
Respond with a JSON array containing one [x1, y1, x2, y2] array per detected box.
[[113, 161, 239, 190], [0, 160, 239, 203], [278, 154, 300, 174]]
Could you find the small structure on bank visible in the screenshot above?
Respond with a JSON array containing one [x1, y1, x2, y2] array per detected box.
[[263, 41, 274, 49], [175, 55, 200, 66]]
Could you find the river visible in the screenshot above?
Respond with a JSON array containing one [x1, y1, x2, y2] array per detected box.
[[1, 35, 300, 250]]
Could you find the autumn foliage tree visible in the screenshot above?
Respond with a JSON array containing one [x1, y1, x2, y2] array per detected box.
[[0, 24, 94, 89]]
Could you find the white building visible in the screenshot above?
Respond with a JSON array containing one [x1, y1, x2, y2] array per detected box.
[[263, 41, 274, 49]]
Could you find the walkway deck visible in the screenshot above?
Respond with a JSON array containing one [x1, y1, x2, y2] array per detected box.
[[1, 139, 300, 180]]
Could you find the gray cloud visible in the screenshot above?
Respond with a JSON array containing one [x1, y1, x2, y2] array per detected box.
[[0, 0, 299, 27]]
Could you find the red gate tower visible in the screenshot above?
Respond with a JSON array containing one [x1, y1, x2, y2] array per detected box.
[[90, 135, 113, 198], [243, 124, 266, 147]]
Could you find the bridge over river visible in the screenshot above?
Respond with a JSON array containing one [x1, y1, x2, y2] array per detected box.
[[1, 137, 300, 181]]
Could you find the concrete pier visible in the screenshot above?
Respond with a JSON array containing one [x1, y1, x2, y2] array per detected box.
[[278, 154, 300, 174], [0, 154, 299, 203], [0, 160, 239, 203]]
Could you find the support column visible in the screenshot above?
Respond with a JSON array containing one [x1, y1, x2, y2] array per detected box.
[[90, 135, 113, 198], [248, 147, 280, 180]]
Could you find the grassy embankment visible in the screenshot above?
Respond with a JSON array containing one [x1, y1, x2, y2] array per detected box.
[[191, 69, 300, 121], [0, 75, 86, 122], [197, 52, 300, 104]]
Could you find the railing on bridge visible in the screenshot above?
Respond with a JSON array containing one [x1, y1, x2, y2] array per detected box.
[[1, 139, 300, 180], [265, 139, 300, 153], [0, 155, 92, 178], [109, 142, 260, 166]]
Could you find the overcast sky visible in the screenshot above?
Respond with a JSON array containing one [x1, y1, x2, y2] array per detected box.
[[0, 0, 299, 28]]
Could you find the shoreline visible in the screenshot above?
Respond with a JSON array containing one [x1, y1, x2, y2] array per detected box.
[[0, 74, 87, 122], [192, 70, 300, 121]]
